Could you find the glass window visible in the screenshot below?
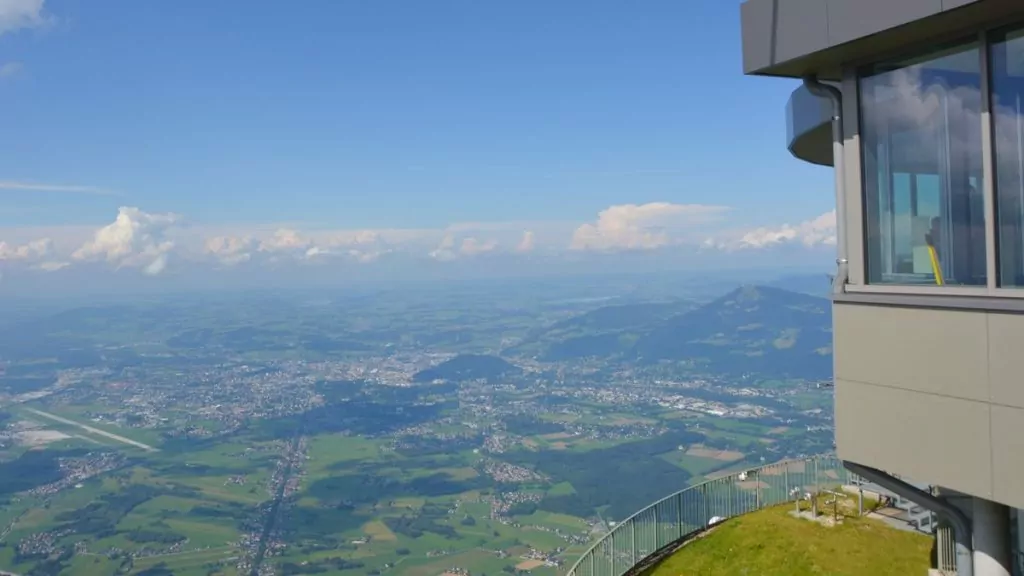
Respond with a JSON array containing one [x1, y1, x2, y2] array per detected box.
[[860, 44, 987, 286], [990, 28, 1024, 287]]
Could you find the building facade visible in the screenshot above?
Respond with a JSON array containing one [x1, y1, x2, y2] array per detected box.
[[741, 1, 1024, 575]]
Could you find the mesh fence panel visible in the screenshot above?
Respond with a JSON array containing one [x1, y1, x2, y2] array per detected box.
[[565, 455, 849, 576]]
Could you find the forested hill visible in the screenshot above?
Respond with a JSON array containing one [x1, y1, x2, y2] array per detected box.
[[631, 285, 832, 379]]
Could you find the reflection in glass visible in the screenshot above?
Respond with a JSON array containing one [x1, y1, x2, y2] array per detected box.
[[859, 44, 986, 286], [990, 29, 1024, 287]]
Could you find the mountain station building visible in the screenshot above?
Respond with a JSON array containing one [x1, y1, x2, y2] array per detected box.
[[741, 1, 1024, 575]]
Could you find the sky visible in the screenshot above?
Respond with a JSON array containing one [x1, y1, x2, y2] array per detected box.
[[0, 0, 836, 294]]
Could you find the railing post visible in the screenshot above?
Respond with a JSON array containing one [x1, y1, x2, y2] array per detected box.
[[631, 519, 636, 566], [702, 483, 709, 528], [814, 458, 819, 494], [590, 548, 595, 576], [653, 502, 660, 548], [785, 466, 790, 499], [755, 471, 761, 510], [610, 530, 615, 576], [676, 492, 683, 538]]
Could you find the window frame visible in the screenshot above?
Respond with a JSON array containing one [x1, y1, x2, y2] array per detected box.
[[845, 25, 1024, 299]]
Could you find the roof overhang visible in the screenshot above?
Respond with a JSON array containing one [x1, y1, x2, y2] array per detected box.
[[741, 0, 1024, 80]]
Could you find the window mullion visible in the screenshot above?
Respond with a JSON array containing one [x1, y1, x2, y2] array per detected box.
[[980, 29, 999, 290]]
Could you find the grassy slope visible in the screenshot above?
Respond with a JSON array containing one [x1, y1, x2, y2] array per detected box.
[[645, 504, 932, 576]]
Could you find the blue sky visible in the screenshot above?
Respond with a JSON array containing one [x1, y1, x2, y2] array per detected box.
[[0, 0, 835, 291]]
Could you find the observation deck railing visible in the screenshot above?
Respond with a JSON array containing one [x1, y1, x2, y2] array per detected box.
[[564, 455, 849, 576]]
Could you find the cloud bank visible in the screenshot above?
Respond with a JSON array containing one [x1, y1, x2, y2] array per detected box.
[[0, 202, 836, 284], [0, 0, 47, 38]]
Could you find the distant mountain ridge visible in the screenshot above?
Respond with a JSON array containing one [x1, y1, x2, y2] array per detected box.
[[413, 354, 522, 383], [764, 274, 834, 298], [632, 285, 832, 379], [507, 300, 695, 361]]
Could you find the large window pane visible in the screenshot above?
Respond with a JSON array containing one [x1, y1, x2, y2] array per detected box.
[[860, 44, 986, 286], [991, 29, 1024, 287]]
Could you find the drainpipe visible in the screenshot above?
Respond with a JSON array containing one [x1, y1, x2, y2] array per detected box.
[[802, 76, 848, 294], [844, 461, 973, 576]]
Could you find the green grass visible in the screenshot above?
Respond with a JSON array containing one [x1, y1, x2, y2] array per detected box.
[[660, 453, 727, 477], [547, 481, 576, 496], [515, 510, 588, 532], [644, 503, 931, 576]]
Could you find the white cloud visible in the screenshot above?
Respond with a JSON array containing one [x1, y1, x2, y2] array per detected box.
[[35, 260, 68, 271], [347, 247, 390, 263], [0, 202, 839, 282], [570, 202, 729, 251], [0, 180, 113, 195], [0, 237, 51, 260], [0, 62, 21, 78], [143, 254, 167, 276], [71, 206, 179, 274], [304, 246, 328, 259], [708, 210, 836, 251], [460, 237, 498, 256], [429, 234, 457, 261], [325, 230, 381, 247], [258, 228, 308, 253], [516, 230, 535, 253], [204, 235, 254, 265], [0, 0, 47, 37], [427, 234, 499, 259]]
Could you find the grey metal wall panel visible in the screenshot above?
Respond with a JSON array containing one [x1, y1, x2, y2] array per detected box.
[[991, 405, 1024, 509], [740, 0, 775, 74], [834, 304, 990, 403], [835, 379, 993, 499], [943, 0, 982, 9], [826, 0, 943, 47], [987, 313, 1024, 409], [834, 301, 1024, 508], [775, 0, 830, 64]]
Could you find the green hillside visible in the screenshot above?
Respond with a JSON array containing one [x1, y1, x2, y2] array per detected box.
[[632, 285, 833, 379], [508, 300, 694, 360], [644, 501, 931, 576]]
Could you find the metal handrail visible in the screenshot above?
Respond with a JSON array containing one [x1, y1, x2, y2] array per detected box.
[[564, 455, 848, 576]]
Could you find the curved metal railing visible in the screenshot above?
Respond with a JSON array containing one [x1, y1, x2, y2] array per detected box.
[[564, 455, 848, 576]]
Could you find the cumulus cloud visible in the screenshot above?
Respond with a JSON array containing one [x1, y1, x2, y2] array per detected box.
[[0, 237, 51, 261], [516, 230, 535, 253], [325, 230, 381, 247], [35, 260, 68, 271], [429, 234, 457, 262], [0, 0, 47, 37], [707, 210, 836, 251], [427, 234, 499, 260], [346, 247, 391, 263], [460, 237, 497, 256], [258, 228, 309, 253], [71, 206, 179, 273], [205, 235, 254, 265], [570, 202, 729, 251], [0, 201, 840, 281]]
